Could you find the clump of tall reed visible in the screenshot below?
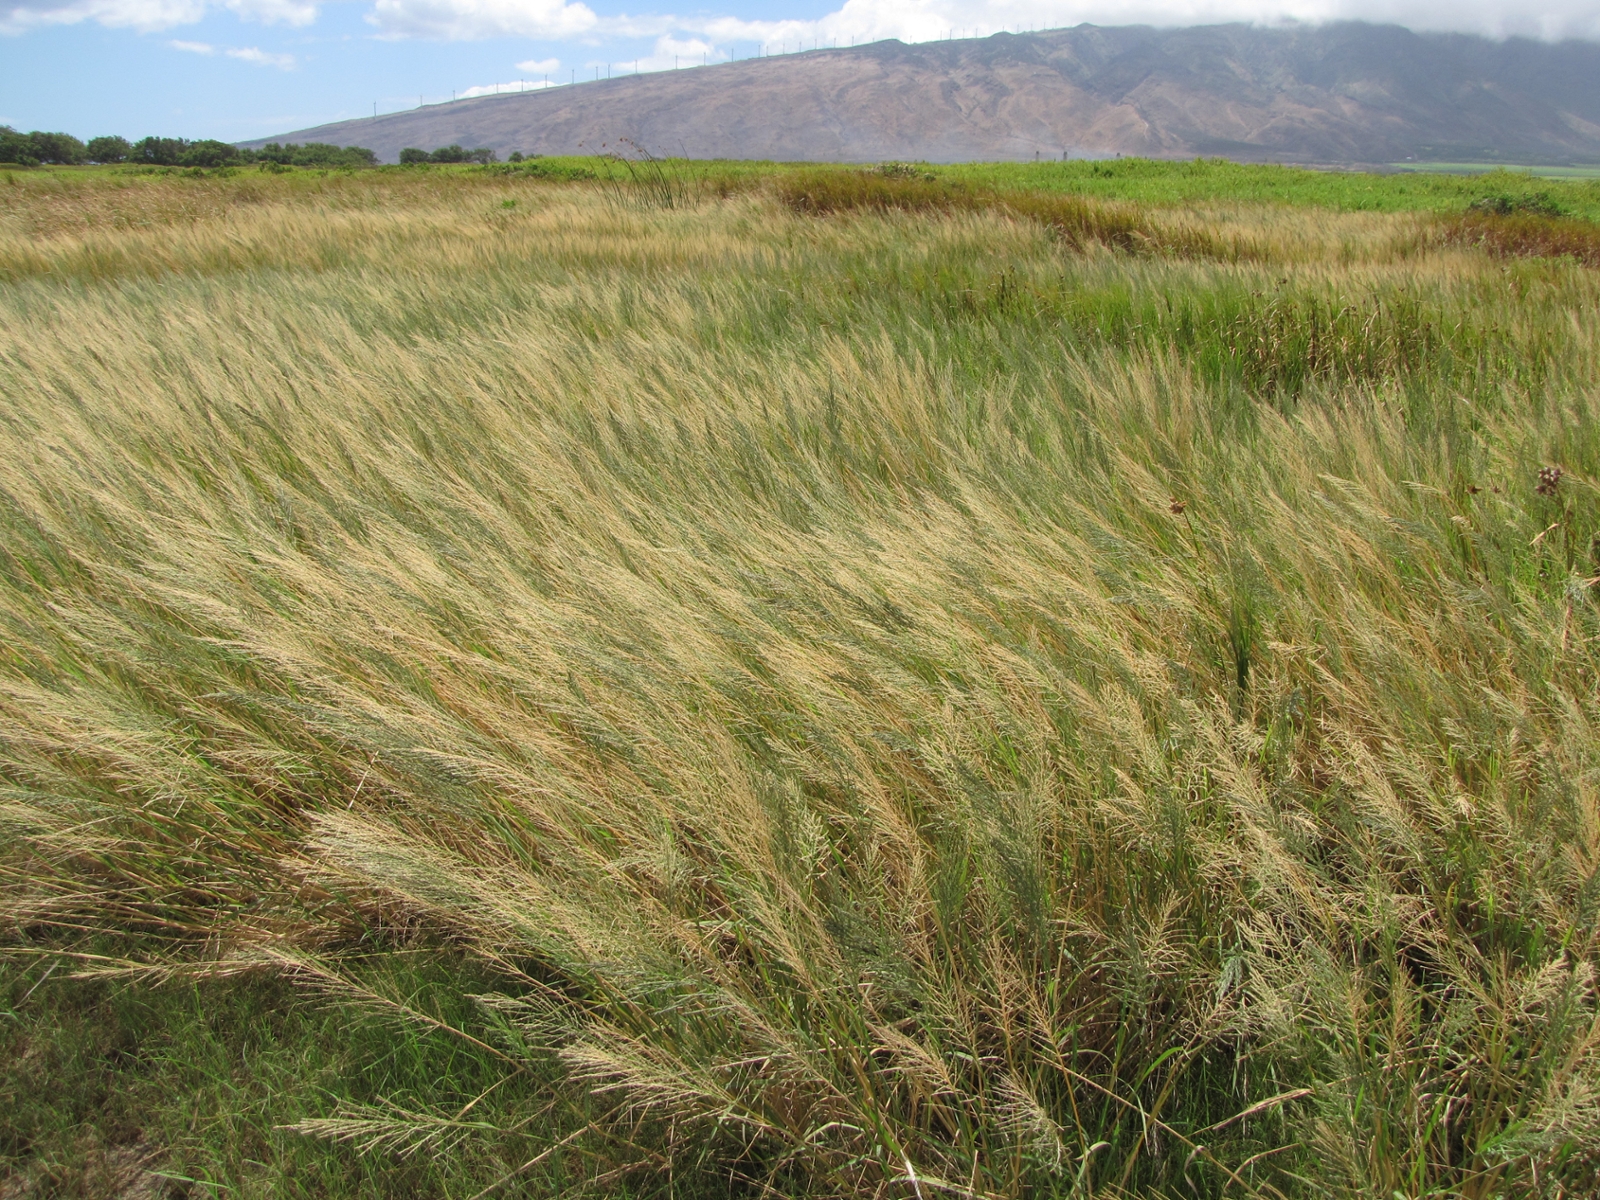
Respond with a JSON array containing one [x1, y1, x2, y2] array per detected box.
[[596, 139, 707, 211]]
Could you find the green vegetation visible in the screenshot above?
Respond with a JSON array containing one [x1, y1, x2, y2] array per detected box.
[[400, 144, 498, 164], [0, 130, 377, 170], [250, 142, 380, 169], [0, 127, 88, 166], [943, 158, 1600, 220], [4, 161, 1600, 1198], [3, 953, 586, 1197]]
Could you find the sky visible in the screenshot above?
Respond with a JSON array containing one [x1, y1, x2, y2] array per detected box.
[[2, 0, 1599, 143]]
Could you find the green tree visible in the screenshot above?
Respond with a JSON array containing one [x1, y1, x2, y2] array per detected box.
[[85, 135, 131, 164], [399, 147, 431, 164], [178, 139, 239, 168], [131, 137, 187, 166], [256, 141, 377, 168], [0, 126, 38, 165], [30, 131, 87, 163], [0, 127, 86, 165]]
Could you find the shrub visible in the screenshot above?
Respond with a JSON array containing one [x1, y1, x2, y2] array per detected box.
[[1466, 192, 1565, 218], [872, 161, 936, 181], [518, 160, 594, 180], [399, 147, 431, 165]]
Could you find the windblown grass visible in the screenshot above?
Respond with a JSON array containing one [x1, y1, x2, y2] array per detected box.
[[4, 165, 1600, 1197]]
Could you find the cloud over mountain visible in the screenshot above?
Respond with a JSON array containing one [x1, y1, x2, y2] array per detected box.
[[6, 0, 1599, 45]]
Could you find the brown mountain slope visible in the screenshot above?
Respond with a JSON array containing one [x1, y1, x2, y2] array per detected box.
[[244, 22, 1600, 165]]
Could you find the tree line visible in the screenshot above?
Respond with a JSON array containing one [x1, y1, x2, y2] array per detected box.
[[399, 144, 499, 164], [0, 129, 377, 169]]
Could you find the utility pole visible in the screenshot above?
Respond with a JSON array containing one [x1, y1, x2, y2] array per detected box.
[[373, 101, 377, 119]]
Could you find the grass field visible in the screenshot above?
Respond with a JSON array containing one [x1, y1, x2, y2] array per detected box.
[[5, 158, 1600, 1198]]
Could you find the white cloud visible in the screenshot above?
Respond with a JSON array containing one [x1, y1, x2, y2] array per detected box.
[[458, 77, 561, 95], [224, 0, 313, 23], [515, 54, 560, 71], [366, 0, 596, 39], [2, 0, 308, 33], [623, 35, 724, 70], [359, 0, 1600, 47], [169, 34, 292, 64], [227, 43, 294, 65], [677, 0, 1600, 49], [5, 0, 1597, 50], [3, 0, 201, 33]]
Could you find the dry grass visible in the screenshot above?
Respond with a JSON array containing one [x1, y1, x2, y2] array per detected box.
[[4, 168, 1600, 1197]]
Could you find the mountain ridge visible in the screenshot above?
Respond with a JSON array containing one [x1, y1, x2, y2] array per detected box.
[[243, 22, 1600, 166]]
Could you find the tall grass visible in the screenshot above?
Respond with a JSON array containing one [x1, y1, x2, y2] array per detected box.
[[4, 167, 1600, 1196]]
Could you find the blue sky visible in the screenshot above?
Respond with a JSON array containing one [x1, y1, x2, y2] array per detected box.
[[3, 0, 1599, 143]]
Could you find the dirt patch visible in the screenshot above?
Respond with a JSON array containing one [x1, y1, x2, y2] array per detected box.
[[1, 1140, 170, 1200]]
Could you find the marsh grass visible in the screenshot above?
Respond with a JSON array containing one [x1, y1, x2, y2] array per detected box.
[[774, 168, 1240, 259], [4, 165, 1600, 1198], [1444, 208, 1600, 267]]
